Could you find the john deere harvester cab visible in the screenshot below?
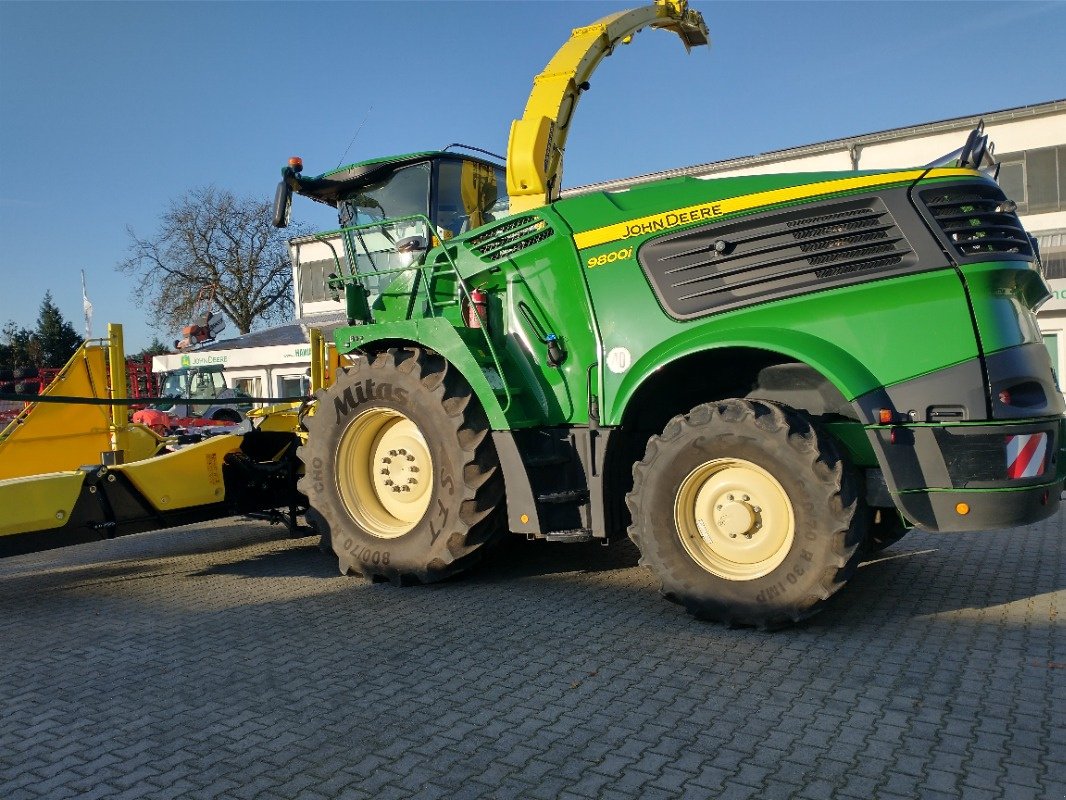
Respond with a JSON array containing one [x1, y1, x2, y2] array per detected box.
[[274, 0, 1064, 627], [274, 149, 509, 323]]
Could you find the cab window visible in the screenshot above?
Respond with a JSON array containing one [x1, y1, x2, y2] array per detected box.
[[339, 162, 430, 227], [435, 159, 508, 239], [339, 162, 432, 301]]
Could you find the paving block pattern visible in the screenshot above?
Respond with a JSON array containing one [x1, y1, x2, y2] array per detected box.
[[0, 508, 1063, 799]]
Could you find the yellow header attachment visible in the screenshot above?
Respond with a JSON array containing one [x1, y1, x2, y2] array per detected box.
[[506, 0, 709, 214]]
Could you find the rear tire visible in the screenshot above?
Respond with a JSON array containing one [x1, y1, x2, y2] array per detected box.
[[298, 347, 505, 584], [627, 399, 864, 627]]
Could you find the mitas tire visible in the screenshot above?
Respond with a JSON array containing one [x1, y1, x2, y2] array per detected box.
[[627, 399, 864, 627], [297, 347, 505, 585]]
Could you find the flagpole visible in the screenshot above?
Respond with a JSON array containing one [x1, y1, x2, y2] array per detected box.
[[81, 270, 93, 340]]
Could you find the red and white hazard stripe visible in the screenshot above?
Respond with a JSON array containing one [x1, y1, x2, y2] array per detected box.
[[1005, 433, 1048, 479]]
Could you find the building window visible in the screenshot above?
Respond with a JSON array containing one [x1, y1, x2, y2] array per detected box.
[[277, 374, 308, 399], [998, 159, 1025, 208], [997, 145, 1065, 215], [232, 376, 261, 399], [1036, 230, 1066, 280], [299, 256, 346, 304]]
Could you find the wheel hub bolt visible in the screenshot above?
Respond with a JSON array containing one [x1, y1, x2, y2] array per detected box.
[[389, 450, 398, 456], [382, 457, 392, 464], [406, 454, 415, 462], [383, 479, 394, 486], [408, 478, 418, 485], [398, 449, 408, 456]]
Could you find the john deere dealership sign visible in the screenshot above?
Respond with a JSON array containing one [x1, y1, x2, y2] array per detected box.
[[154, 344, 313, 374]]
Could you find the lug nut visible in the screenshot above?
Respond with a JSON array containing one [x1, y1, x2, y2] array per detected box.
[[406, 454, 415, 462], [389, 450, 398, 456], [382, 457, 392, 464]]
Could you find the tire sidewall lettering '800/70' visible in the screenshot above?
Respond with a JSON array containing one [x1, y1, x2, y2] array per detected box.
[[340, 536, 391, 567]]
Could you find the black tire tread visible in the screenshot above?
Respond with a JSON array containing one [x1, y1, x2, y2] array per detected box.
[[297, 347, 504, 585], [627, 398, 862, 628]]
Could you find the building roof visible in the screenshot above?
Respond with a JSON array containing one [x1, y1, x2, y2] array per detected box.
[[563, 98, 1066, 197], [191, 311, 348, 352]]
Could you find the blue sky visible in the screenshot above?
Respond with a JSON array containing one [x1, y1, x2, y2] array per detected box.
[[2, 0, 1064, 351]]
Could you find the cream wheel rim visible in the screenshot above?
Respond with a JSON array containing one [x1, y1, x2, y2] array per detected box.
[[336, 408, 433, 538], [674, 457, 794, 581]]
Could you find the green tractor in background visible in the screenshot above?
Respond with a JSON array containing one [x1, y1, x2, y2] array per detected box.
[[274, 0, 1064, 626]]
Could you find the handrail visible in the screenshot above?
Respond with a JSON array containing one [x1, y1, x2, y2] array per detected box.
[[324, 215, 514, 413]]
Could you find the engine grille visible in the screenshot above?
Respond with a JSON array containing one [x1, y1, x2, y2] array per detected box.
[[637, 196, 917, 319], [467, 217, 554, 262], [919, 184, 1033, 260]]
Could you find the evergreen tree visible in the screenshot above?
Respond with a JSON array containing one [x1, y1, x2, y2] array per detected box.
[[129, 337, 172, 360], [35, 292, 83, 368], [1, 321, 35, 370]]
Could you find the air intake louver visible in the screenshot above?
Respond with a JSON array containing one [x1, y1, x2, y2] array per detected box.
[[920, 185, 1032, 259], [638, 196, 916, 319], [467, 217, 553, 262]]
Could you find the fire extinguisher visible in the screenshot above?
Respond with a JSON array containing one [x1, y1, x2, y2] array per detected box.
[[464, 286, 488, 329]]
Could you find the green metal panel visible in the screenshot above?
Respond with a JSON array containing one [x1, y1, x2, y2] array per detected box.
[[585, 262, 977, 426], [332, 317, 539, 430], [957, 261, 1051, 355]]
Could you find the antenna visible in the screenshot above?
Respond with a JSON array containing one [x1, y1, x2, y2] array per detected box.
[[337, 105, 374, 168]]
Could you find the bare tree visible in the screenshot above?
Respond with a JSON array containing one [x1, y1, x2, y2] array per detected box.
[[118, 187, 307, 336]]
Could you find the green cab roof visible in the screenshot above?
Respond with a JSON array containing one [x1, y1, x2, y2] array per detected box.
[[285, 151, 441, 207]]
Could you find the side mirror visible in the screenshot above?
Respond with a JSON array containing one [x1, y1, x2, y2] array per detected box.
[[272, 179, 292, 228], [395, 235, 429, 268]]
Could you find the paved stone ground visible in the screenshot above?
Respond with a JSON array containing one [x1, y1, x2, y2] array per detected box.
[[0, 509, 1062, 800]]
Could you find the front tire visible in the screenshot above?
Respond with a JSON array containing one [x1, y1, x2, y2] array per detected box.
[[627, 399, 863, 627], [297, 347, 505, 584]]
